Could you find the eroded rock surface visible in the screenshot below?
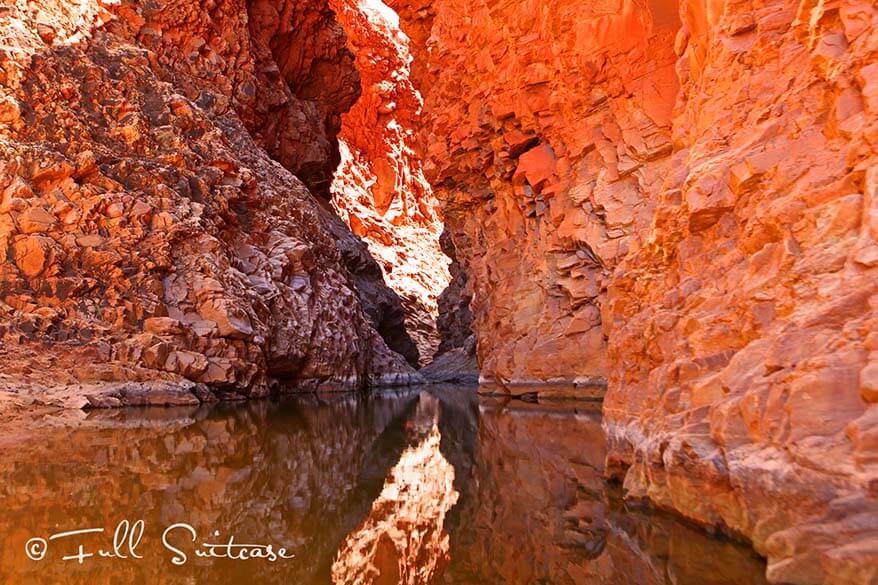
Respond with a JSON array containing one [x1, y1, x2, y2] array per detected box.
[[602, 1, 878, 582], [391, 0, 878, 582], [0, 0, 420, 400], [329, 0, 450, 366], [390, 0, 680, 386]]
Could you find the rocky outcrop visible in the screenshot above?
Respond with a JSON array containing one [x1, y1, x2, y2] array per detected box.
[[392, 0, 878, 582], [329, 0, 450, 365], [325, 210, 421, 368], [420, 335, 478, 384], [0, 0, 420, 400], [601, 1, 878, 582]]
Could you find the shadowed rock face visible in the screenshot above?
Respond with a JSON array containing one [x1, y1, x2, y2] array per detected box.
[[390, 0, 878, 582], [326, 210, 422, 367], [435, 227, 474, 357], [245, 0, 361, 197], [0, 0, 421, 400]]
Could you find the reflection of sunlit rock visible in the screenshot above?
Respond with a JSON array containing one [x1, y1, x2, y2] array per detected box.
[[0, 390, 769, 585], [331, 393, 458, 585]]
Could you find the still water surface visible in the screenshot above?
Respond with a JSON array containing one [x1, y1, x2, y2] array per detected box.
[[0, 387, 768, 584]]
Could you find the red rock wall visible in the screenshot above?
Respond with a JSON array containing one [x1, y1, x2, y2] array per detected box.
[[329, 0, 451, 365], [392, 0, 878, 581], [603, 0, 878, 582], [0, 0, 419, 402], [390, 0, 680, 386]]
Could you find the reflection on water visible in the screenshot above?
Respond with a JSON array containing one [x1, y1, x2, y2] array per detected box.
[[332, 394, 458, 584], [0, 387, 768, 585]]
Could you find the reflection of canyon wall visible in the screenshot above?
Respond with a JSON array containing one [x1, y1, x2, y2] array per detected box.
[[0, 0, 420, 399], [332, 393, 458, 585], [446, 402, 768, 585], [0, 391, 774, 585], [0, 392, 422, 584], [329, 0, 450, 365], [392, 0, 878, 581]]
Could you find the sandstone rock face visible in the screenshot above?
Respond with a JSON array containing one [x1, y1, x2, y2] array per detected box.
[[601, 1, 878, 582], [392, 0, 878, 582], [390, 0, 680, 386], [329, 0, 451, 365], [0, 0, 420, 397]]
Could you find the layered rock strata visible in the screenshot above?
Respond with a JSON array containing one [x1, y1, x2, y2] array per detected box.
[[390, 0, 680, 386], [391, 0, 878, 582], [0, 0, 420, 402], [602, 0, 878, 582]]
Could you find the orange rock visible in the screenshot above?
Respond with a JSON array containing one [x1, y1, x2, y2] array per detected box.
[[18, 207, 56, 234], [12, 235, 54, 277], [0, 0, 420, 397], [329, 0, 451, 365], [391, 0, 878, 581]]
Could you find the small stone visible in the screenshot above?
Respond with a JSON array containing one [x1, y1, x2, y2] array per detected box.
[[514, 144, 557, 190], [0, 95, 22, 126], [190, 319, 219, 337], [76, 234, 105, 248], [164, 350, 208, 378], [105, 202, 126, 218], [19, 207, 57, 234], [198, 298, 253, 339], [12, 235, 53, 277], [143, 317, 184, 335], [142, 342, 171, 369], [200, 358, 236, 385]]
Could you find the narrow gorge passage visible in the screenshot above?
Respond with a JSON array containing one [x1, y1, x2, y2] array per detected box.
[[0, 0, 876, 584]]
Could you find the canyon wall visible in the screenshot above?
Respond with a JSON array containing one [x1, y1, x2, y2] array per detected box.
[[329, 0, 450, 366], [603, 0, 878, 583], [392, 0, 878, 582], [390, 0, 681, 386], [0, 0, 421, 404]]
